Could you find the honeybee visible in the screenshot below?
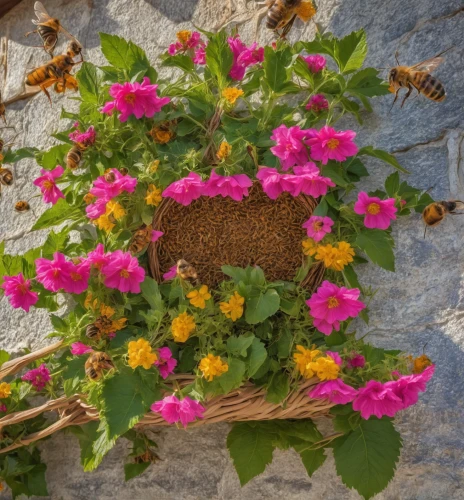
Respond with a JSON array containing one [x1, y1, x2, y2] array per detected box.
[[15, 201, 30, 212], [0, 167, 13, 195], [0, 92, 6, 125], [129, 224, 153, 255], [84, 352, 114, 381], [119, 167, 129, 175], [25, 1, 77, 56], [177, 259, 198, 283], [266, 0, 316, 38], [54, 73, 79, 94], [86, 316, 113, 340], [66, 142, 86, 170], [104, 170, 116, 183], [389, 48, 452, 108], [133, 449, 161, 464], [422, 200, 464, 232], [86, 322, 101, 340]]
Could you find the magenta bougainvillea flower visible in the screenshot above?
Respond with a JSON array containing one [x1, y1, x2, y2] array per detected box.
[[162, 172, 204, 206], [163, 265, 178, 281], [352, 380, 403, 419], [228, 36, 264, 80], [151, 230, 164, 242], [256, 167, 297, 199], [101, 250, 145, 294], [87, 244, 110, 270], [0, 404, 6, 413], [387, 365, 435, 409], [33, 166, 65, 205], [203, 169, 253, 201], [35, 252, 73, 292], [21, 364, 51, 391], [193, 46, 206, 65], [151, 394, 204, 428], [90, 169, 137, 201], [70, 342, 94, 356], [347, 353, 366, 369], [326, 351, 342, 366], [303, 54, 326, 73], [64, 261, 90, 295], [101, 77, 170, 122], [307, 126, 358, 164], [85, 198, 108, 220], [306, 280, 365, 335], [293, 164, 336, 198], [302, 215, 334, 242], [306, 94, 329, 113], [309, 379, 358, 404], [1, 273, 38, 312], [69, 125, 96, 146], [154, 347, 178, 379], [168, 31, 202, 55], [270, 125, 310, 171], [354, 192, 398, 230]]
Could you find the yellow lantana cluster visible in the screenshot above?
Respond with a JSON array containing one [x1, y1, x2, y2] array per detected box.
[[172, 312, 196, 342], [145, 184, 162, 206], [220, 291, 245, 321], [302, 238, 355, 271], [216, 141, 232, 160], [95, 201, 126, 233], [199, 353, 229, 381], [128, 338, 158, 370], [0, 382, 12, 399], [187, 285, 212, 309], [293, 345, 340, 381], [222, 87, 244, 104]]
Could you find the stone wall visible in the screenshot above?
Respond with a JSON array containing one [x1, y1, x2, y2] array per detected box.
[[0, 0, 463, 498]]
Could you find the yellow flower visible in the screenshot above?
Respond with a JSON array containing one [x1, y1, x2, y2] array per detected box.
[[149, 126, 174, 144], [172, 312, 196, 342], [199, 353, 229, 382], [331, 241, 355, 271], [94, 214, 115, 233], [106, 200, 126, 220], [177, 30, 192, 45], [412, 354, 433, 374], [128, 338, 158, 370], [310, 357, 340, 381], [293, 345, 321, 379], [296, 0, 316, 22], [220, 291, 245, 321], [83, 193, 96, 204], [145, 184, 162, 206], [148, 160, 160, 173], [302, 238, 318, 256], [222, 87, 244, 104], [100, 304, 115, 318], [315, 244, 337, 268], [187, 285, 212, 309], [112, 317, 127, 331], [216, 141, 232, 160], [84, 292, 99, 310], [0, 382, 12, 399]]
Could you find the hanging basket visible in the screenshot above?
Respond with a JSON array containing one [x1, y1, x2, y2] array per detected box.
[[148, 182, 325, 291]]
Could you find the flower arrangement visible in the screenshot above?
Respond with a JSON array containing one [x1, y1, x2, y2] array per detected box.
[[0, 28, 436, 499]]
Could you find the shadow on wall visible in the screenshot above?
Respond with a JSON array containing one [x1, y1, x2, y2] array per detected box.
[[143, 0, 200, 22]]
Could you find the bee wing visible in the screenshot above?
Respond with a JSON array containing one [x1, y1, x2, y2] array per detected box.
[[59, 25, 78, 42], [32, 1, 52, 25], [409, 57, 445, 72]]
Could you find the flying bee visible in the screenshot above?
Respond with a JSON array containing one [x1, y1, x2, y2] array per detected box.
[[389, 48, 452, 108], [0, 167, 13, 195], [266, 0, 316, 38], [176, 259, 198, 284], [15, 201, 30, 212], [66, 142, 86, 170], [25, 1, 77, 56], [129, 224, 153, 255], [84, 352, 114, 381], [422, 200, 464, 237]]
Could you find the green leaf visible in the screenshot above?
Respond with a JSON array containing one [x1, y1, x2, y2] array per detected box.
[[323, 162, 350, 187], [333, 418, 402, 500], [335, 29, 367, 73], [227, 422, 275, 486], [227, 334, 255, 357], [205, 31, 233, 89], [245, 289, 280, 325], [50, 314, 68, 332], [162, 54, 194, 72], [247, 338, 267, 377], [0, 349, 10, 367], [140, 277, 164, 312], [70, 421, 100, 471], [2, 147, 37, 163], [77, 62, 103, 103], [124, 462, 151, 481], [356, 229, 395, 272], [265, 372, 290, 404], [32, 199, 83, 231], [385, 171, 400, 197], [219, 358, 246, 393], [342, 265, 361, 289], [263, 46, 293, 93], [347, 68, 390, 97], [299, 448, 327, 477], [36, 144, 70, 170], [42, 228, 70, 257], [358, 146, 409, 174], [221, 265, 248, 284]]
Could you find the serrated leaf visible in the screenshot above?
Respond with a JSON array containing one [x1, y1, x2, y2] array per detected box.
[[124, 462, 151, 481], [247, 338, 267, 377], [205, 31, 233, 88], [76, 62, 103, 104], [347, 68, 390, 97], [245, 289, 280, 325], [218, 358, 246, 393], [333, 418, 402, 500], [385, 171, 400, 196], [162, 53, 194, 72], [32, 199, 83, 231], [36, 144, 70, 170], [335, 29, 367, 73], [265, 371, 290, 404], [227, 334, 255, 356], [140, 276, 164, 312], [356, 229, 395, 272], [263, 46, 293, 93], [358, 146, 409, 174], [300, 448, 327, 477], [323, 162, 350, 187], [227, 422, 275, 486]]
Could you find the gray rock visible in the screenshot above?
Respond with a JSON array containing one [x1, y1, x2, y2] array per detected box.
[[0, 0, 463, 499]]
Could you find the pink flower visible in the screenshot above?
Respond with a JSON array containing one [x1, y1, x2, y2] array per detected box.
[[256, 167, 297, 200], [154, 347, 177, 379], [86, 198, 108, 220], [386, 365, 435, 410], [193, 45, 206, 65], [306, 94, 329, 113], [21, 363, 51, 391], [1, 273, 38, 312], [163, 265, 177, 281], [90, 169, 137, 201], [307, 126, 358, 165], [306, 280, 366, 335], [162, 172, 204, 206], [270, 125, 310, 171], [309, 379, 358, 405], [70, 342, 94, 356], [304, 55, 326, 73], [62, 261, 90, 295], [151, 394, 204, 428], [35, 252, 73, 292], [101, 250, 145, 294], [33, 166, 65, 205], [237, 42, 264, 67], [0, 404, 6, 412], [326, 351, 342, 366], [101, 77, 170, 122], [169, 32, 202, 55], [347, 353, 366, 369], [151, 230, 164, 242], [352, 380, 403, 419], [353, 192, 398, 230], [302, 216, 334, 242], [293, 164, 335, 198], [87, 244, 110, 270], [203, 169, 252, 202], [228, 36, 263, 80], [69, 125, 96, 146]]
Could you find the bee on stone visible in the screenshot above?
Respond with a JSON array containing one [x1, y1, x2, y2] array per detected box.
[[0, 167, 13, 196], [15, 201, 30, 212], [422, 200, 464, 237], [84, 352, 114, 381]]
